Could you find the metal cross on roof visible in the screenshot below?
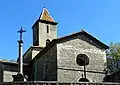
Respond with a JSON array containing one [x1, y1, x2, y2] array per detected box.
[[17, 27, 26, 42]]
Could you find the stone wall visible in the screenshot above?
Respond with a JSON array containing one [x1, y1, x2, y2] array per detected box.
[[3, 70, 17, 82], [0, 61, 18, 82], [0, 60, 30, 82], [34, 45, 57, 81], [38, 22, 57, 47], [57, 35, 107, 82]]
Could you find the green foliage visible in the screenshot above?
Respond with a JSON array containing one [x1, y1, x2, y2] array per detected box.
[[105, 43, 120, 75]]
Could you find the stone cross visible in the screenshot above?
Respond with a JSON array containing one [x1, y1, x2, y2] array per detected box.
[[17, 27, 26, 74], [17, 27, 26, 42]]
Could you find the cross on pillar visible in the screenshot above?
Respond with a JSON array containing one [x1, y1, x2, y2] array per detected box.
[[17, 27, 26, 42], [12, 27, 26, 81], [17, 27, 26, 75]]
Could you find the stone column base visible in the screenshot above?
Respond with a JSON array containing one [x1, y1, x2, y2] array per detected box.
[[12, 73, 24, 81]]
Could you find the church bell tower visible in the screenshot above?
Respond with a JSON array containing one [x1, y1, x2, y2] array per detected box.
[[32, 8, 58, 47]]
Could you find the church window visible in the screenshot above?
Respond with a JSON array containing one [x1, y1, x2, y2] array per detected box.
[[46, 39, 50, 45], [76, 54, 89, 66], [76, 54, 89, 82], [47, 25, 49, 33]]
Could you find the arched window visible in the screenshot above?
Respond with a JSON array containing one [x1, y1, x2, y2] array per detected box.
[[46, 39, 50, 45]]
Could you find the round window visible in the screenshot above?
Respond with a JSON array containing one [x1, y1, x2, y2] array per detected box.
[[76, 54, 89, 66]]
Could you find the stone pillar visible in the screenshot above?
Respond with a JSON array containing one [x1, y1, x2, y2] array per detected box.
[[18, 40, 23, 74], [12, 27, 26, 81]]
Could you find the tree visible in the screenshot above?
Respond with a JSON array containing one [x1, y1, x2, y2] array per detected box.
[[105, 43, 120, 75]]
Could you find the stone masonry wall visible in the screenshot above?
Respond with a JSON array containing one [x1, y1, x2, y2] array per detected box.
[[34, 45, 57, 81], [0, 62, 18, 82], [57, 35, 106, 82], [38, 22, 57, 47]]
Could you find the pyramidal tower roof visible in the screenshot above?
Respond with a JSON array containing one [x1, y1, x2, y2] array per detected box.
[[39, 8, 55, 22]]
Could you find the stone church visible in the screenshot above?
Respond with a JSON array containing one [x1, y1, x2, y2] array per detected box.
[[0, 8, 109, 82]]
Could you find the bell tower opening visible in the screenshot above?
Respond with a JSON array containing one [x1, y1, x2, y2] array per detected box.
[[32, 8, 58, 47], [47, 25, 49, 33]]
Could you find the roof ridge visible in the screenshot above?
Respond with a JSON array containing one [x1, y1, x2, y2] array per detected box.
[[57, 30, 109, 49]]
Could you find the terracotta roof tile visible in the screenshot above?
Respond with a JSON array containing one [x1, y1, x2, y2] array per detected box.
[[39, 8, 55, 22]]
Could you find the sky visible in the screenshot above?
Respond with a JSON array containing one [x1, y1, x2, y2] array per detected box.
[[0, 0, 120, 60]]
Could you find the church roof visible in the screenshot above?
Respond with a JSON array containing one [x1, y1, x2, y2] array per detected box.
[[39, 8, 55, 22], [57, 30, 109, 49], [0, 59, 29, 66], [0, 59, 17, 64], [30, 30, 109, 63]]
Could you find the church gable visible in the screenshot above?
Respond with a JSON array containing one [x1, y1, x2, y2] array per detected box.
[[57, 30, 108, 50], [57, 36, 107, 70], [56, 31, 108, 82]]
